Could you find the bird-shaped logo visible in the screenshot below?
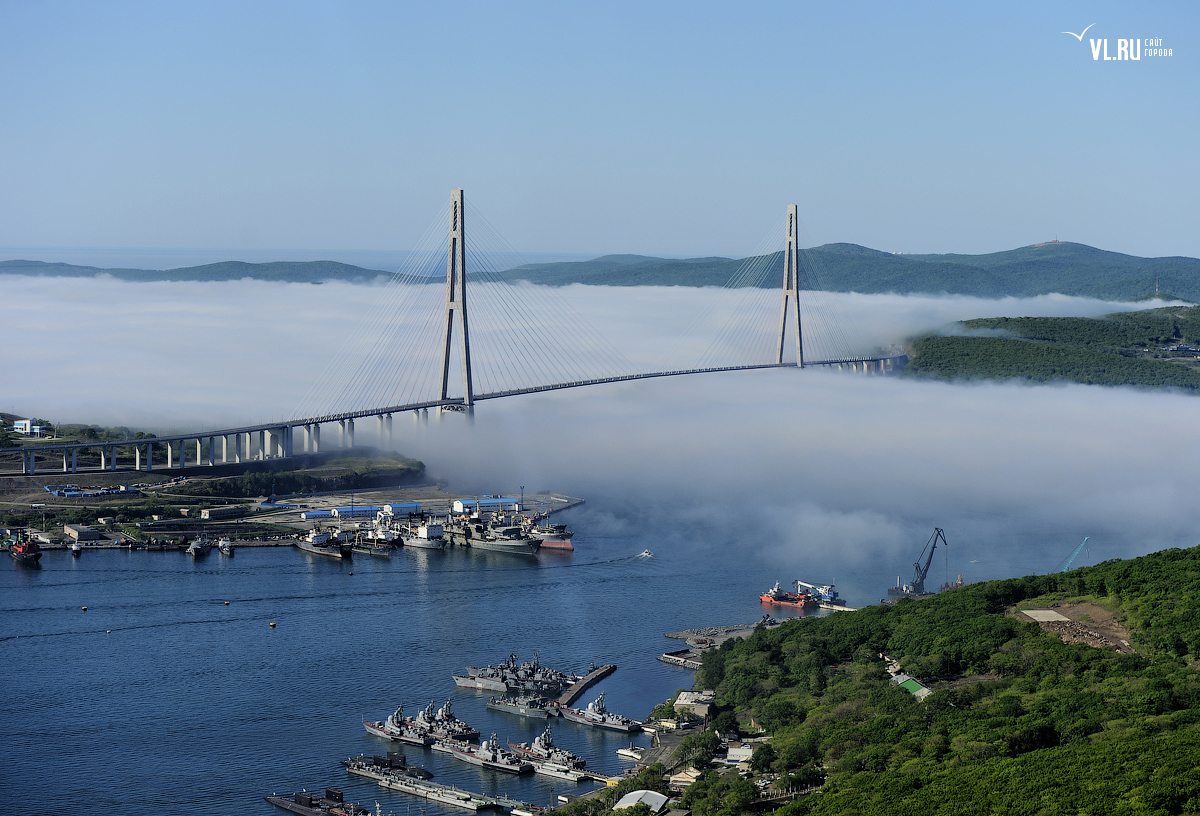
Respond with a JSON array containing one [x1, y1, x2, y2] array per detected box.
[[1061, 24, 1095, 41]]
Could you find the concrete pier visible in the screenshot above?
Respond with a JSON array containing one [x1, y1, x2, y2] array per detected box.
[[556, 664, 616, 706]]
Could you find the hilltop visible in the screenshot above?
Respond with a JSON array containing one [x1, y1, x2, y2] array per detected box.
[[4, 241, 1199, 300]]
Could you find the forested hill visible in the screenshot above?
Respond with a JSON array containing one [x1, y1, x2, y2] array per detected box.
[[0, 259, 389, 284], [496, 241, 1200, 300], [906, 305, 1200, 391], [4, 241, 1198, 299], [674, 543, 1200, 815]]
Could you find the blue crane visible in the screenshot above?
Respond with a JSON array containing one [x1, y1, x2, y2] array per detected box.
[[1059, 536, 1090, 572]]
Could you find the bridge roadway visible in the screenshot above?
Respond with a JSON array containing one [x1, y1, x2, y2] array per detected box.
[[1, 356, 906, 476]]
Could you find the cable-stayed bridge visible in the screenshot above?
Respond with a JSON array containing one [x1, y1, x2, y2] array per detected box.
[[5, 189, 904, 475]]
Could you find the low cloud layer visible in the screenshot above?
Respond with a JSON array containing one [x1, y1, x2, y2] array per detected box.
[[6, 275, 1194, 602]]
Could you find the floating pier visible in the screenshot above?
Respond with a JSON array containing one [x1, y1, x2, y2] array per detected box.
[[556, 664, 616, 706]]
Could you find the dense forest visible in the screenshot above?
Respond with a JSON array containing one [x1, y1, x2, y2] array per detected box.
[[906, 306, 1200, 391], [668, 545, 1200, 815]]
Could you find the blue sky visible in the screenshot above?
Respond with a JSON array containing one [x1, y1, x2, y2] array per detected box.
[[1, 0, 1196, 259]]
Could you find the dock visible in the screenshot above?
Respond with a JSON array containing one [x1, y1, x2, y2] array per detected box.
[[657, 648, 702, 670], [556, 664, 616, 706]]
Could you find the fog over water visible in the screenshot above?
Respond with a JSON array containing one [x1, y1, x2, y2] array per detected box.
[[7, 275, 1197, 601]]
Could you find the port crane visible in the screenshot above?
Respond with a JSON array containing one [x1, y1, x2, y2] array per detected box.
[[889, 527, 947, 597], [1057, 536, 1090, 572]]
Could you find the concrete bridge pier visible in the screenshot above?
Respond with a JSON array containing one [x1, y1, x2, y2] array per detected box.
[[337, 420, 345, 447], [166, 442, 175, 469], [23, 450, 35, 475], [99, 447, 107, 470], [62, 450, 69, 472], [194, 439, 202, 467], [347, 419, 355, 448], [311, 424, 320, 453], [145, 443, 153, 472], [208, 436, 215, 466], [135, 445, 141, 470], [386, 413, 393, 448]]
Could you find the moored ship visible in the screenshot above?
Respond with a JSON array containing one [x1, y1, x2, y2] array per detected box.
[[487, 695, 553, 719], [560, 692, 641, 733], [523, 515, 574, 551], [508, 724, 585, 768], [342, 753, 434, 781], [9, 537, 42, 564], [402, 522, 447, 550], [797, 580, 845, 608], [455, 653, 582, 697], [186, 537, 213, 558], [448, 733, 534, 775], [265, 788, 367, 816], [296, 527, 351, 559], [446, 517, 540, 556], [758, 580, 817, 609], [411, 698, 480, 741], [363, 705, 436, 746]]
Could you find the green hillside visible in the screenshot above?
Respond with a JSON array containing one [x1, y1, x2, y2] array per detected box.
[[906, 305, 1200, 390], [4, 241, 1199, 299], [661, 545, 1200, 816], [495, 241, 1200, 300]]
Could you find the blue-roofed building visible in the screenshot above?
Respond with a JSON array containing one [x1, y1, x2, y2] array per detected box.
[[331, 506, 381, 519]]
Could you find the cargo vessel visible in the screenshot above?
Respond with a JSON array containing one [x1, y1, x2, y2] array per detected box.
[[758, 580, 817, 609], [487, 695, 554, 719], [560, 693, 641, 733], [447, 734, 534, 775], [508, 724, 585, 768]]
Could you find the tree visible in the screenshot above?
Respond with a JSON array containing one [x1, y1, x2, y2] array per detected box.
[[750, 742, 777, 773]]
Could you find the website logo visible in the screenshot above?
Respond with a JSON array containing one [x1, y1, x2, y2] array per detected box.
[[1061, 25, 1174, 59]]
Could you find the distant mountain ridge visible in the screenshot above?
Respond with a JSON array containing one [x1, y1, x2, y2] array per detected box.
[[4, 241, 1198, 300]]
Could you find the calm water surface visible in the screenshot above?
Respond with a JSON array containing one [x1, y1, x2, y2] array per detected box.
[[2, 499, 1090, 815]]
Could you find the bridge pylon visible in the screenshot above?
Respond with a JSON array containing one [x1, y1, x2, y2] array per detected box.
[[438, 187, 475, 415], [775, 203, 804, 367]]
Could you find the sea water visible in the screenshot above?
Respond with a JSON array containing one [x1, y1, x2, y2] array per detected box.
[[0, 499, 1114, 815]]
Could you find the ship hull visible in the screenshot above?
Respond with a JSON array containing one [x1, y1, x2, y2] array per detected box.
[[458, 538, 540, 556], [363, 720, 436, 746], [454, 674, 508, 692], [296, 540, 349, 559], [403, 537, 446, 550], [489, 700, 552, 719], [560, 709, 641, 732], [534, 539, 573, 551], [448, 745, 533, 775]]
